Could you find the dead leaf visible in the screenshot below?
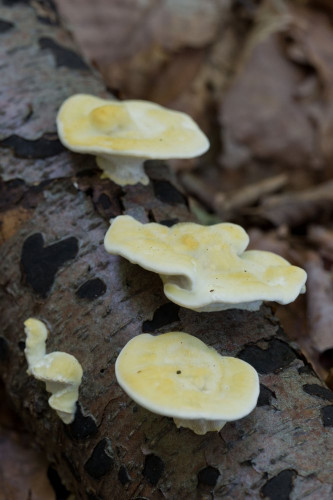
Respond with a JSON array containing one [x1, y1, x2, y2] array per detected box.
[[220, 32, 318, 169], [253, 180, 333, 227], [0, 384, 55, 500], [0, 428, 56, 500], [305, 252, 333, 353]]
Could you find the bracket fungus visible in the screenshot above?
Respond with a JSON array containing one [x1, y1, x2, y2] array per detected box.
[[56, 94, 209, 186], [24, 318, 83, 424], [115, 332, 260, 434], [104, 215, 307, 312]]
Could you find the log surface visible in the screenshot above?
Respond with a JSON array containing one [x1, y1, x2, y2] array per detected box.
[[0, 1, 333, 499]]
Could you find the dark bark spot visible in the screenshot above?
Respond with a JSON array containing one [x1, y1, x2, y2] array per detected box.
[[18, 340, 25, 351], [76, 278, 107, 301], [260, 469, 297, 500], [0, 178, 26, 210], [303, 384, 333, 402], [84, 439, 114, 479], [0, 337, 9, 362], [3, 0, 29, 5], [159, 218, 180, 227], [298, 364, 315, 376], [240, 459, 253, 466], [35, 0, 60, 26], [0, 19, 14, 33], [142, 302, 180, 332], [21, 233, 79, 297], [47, 465, 71, 500], [86, 493, 103, 500], [61, 452, 81, 482], [237, 339, 297, 374], [321, 405, 333, 427], [2, 178, 25, 189], [197, 466, 220, 487], [0, 134, 64, 159], [319, 349, 333, 371], [75, 169, 98, 178], [257, 384, 276, 407], [153, 180, 186, 205], [97, 193, 112, 210], [142, 454, 164, 486], [118, 465, 131, 485], [95, 194, 119, 219], [39, 37, 89, 69], [68, 404, 98, 439]]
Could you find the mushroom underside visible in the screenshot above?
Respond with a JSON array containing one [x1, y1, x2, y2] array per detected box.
[[173, 417, 227, 435], [96, 154, 149, 186]]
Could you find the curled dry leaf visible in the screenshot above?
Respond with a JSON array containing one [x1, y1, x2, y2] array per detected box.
[[0, 384, 55, 500], [305, 252, 333, 354], [181, 172, 288, 221], [253, 180, 333, 227], [287, 4, 333, 172], [0, 428, 55, 500], [219, 32, 318, 170]]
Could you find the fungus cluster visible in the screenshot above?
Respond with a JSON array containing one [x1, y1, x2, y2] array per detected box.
[[24, 318, 83, 424], [104, 215, 307, 312], [35, 94, 308, 435], [57, 94, 209, 186], [116, 331, 259, 435]]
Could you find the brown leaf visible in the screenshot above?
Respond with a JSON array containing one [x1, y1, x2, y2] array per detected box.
[[305, 252, 333, 353], [0, 428, 56, 500], [254, 180, 333, 227], [0, 383, 55, 500], [220, 32, 318, 169], [286, 5, 333, 170]]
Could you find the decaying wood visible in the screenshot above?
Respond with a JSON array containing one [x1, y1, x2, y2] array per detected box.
[[1, 2, 333, 499]]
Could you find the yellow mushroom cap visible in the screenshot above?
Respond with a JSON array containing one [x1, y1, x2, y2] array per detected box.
[[24, 318, 48, 372], [104, 215, 307, 312], [56, 94, 209, 159], [115, 332, 259, 426], [24, 318, 83, 424], [32, 352, 83, 385]]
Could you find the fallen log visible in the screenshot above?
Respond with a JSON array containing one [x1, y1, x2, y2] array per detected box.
[[0, 1, 333, 499]]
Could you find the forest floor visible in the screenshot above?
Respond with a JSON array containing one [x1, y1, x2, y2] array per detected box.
[[1, 1, 333, 498]]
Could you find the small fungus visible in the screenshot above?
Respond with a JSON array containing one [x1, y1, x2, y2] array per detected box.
[[56, 94, 209, 186], [104, 215, 307, 312], [115, 331, 260, 435], [24, 318, 83, 424]]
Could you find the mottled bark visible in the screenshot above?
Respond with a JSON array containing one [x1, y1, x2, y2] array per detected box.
[[0, 1, 333, 499]]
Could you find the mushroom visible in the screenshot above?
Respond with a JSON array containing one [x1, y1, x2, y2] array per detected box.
[[56, 94, 209, 186], [24, 318, 83, 424], [115, 331, 260, 434], [104, 215, 307, 312]]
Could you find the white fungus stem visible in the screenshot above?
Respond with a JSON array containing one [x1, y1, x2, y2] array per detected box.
[[173, 418, 227, 435], [96, 155, 149, 186]]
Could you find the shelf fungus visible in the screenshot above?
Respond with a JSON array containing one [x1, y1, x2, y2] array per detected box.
[[56, 94, 209, 186], [115, 332, 260, 434], [104, 215, 307, 312], [24, 318, 83, 424]]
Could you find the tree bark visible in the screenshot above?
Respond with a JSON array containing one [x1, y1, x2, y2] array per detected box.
[[0, 1, 333, 499]]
